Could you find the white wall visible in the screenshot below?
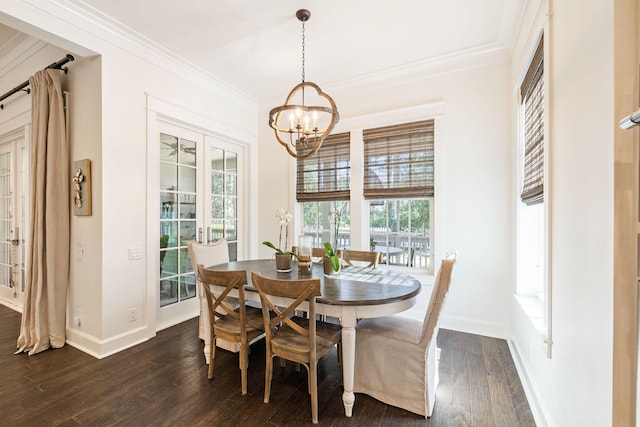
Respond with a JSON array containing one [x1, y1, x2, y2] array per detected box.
[[509, 0, 615, 425], [0, 1, 258, 357], [257, 57, 514, 338]]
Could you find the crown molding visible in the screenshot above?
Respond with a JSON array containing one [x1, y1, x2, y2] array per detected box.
[[0, 34, 47, 79], [333, 42, 509, 97], [14, 0, 257, 112], [260, 40, 510, 108]]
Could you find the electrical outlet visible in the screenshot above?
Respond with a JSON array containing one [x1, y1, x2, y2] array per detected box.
[[128, 308, 137, 322], [73, 316, 81, 327]]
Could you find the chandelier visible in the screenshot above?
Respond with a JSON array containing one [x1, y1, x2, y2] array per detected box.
[[268, 9, 339, 159]]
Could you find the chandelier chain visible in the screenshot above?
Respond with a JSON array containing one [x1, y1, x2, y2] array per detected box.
[[301, 19, 306, 83]]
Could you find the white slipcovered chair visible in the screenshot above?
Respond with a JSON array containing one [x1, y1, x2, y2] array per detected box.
[[187, 239, 232, 362], [353, 252, 457, 417]]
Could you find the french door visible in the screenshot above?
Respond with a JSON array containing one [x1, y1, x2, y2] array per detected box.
[[0, 130, 26, 309], [156, 121, 243, 328]]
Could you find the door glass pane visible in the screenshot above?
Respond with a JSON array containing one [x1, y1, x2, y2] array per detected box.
[[160, 221, 176, 247], [160, 193, 177, 219], [160, 133, 178, 162], [211, 219, 224, 241], [211, 172, 223, 194], [180, 139, 196, 167], [178, 203, 196, 220], [226, 152, 237, 172], [160, 163, 177, 191], [225, 220, 237, 240], [159, 131, 198, 307], [211, 196, 224, 218], [211, 148, 224, 171], [161, 248, 178, 278], [0, 151, 11, 290], [210, 146, 239, 261], [179, 166, 196, 192], [225, 196, 236, 218], [179, 221, 196, 246], [225, 174, 236, 195], [160, 278, 178, 306], [181, 274, 197, 300]]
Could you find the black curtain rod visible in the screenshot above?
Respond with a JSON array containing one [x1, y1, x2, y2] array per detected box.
[[0, 53, 75, 110]]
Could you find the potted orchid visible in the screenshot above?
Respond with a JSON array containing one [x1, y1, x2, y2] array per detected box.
[[323, 209, 344, 275], [263, 208, 297, 272]]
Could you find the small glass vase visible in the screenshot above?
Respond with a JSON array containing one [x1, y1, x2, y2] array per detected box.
[[275, 253, 292, 272]]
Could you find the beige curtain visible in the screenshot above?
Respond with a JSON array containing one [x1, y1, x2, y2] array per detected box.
[[16, 69, 70, 355]]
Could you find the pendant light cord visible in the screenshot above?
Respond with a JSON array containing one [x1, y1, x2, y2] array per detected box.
[[301, 19, 306, 105]]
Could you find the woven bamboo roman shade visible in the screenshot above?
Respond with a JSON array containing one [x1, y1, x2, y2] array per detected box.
[[296, 132, 350, 202], [520, 36, 544, 206], [363, 120, 434, 200]]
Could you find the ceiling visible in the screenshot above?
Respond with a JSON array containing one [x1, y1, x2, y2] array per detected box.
[[3, 1, 523, 102]]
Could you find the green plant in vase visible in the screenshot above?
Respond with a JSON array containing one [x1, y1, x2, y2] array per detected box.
[[263, 208, 298, 271], [323, 242, 341, 274]]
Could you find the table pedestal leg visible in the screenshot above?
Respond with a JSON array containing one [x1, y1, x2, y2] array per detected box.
[[341, 311, 357, 417]]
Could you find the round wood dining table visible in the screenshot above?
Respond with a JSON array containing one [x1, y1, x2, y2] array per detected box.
[[208, 258, 422, 417]]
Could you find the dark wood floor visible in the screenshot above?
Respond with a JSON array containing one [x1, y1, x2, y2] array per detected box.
[[0, 304, 536, 426]]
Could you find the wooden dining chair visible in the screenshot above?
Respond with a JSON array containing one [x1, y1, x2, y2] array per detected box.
[[353, 252, 457, 417], [339, 249, 381, 268], [291, 246, 327, 262], [197, 266, 265, 395], [251, 272, 341, 424]]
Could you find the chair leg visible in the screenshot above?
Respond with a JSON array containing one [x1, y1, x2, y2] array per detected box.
[[264, 354, 274, 403], [239, 342, 248, 395], [208, 333, 216, 380], [337, 341, 343, 386], [310, 360, 318, 424]]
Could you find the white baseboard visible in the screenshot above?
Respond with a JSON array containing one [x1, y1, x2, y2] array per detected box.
[[508, 338, 552, 427], [66, 325, 154, 359], [439, 314, 508, 339]]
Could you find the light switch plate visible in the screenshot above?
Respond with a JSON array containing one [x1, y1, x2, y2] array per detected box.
[[129, 247, 143, 260]]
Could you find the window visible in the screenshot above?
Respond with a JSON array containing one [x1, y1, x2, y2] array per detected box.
[[517, 35, 544, 298], [370, 199, 431, 268], [364, 120, 434, 270], [302, 200, 350, 248], [298, 132, 351, 248], [517, 35, 546, 316], [296, 118, 437, 274]]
